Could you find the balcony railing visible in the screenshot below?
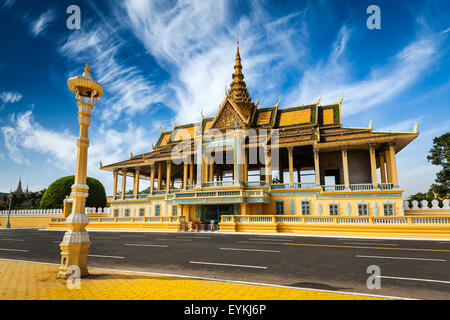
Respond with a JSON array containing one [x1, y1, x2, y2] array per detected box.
[[110, 182, 398, 202]]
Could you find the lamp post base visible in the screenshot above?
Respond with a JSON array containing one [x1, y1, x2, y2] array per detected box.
[[57, 239, 91, 279]]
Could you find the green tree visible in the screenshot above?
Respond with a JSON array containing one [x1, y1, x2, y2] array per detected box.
[[40, 176, 106, 209], [427, 132, 450, 198]]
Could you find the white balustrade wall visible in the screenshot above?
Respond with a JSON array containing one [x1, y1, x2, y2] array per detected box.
[[404, 199, 450, 214], [0, 207, 110, 216]]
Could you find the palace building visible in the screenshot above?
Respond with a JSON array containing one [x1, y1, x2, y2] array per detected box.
[[100, 42, 419, 230]]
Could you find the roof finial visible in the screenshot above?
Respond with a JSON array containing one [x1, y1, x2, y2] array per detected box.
[[369, 120, 372, 130], [413, 121, 418, 133], [83, 63, 92, 78]]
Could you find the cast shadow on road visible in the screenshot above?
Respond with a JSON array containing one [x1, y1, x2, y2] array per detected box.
[[288, 282, 351, 291]]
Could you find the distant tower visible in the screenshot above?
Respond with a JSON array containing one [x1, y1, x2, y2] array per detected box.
[[25, 184, 29, 194], [15, 178, 24, 194]]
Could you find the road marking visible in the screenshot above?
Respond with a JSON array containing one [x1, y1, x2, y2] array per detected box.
[[189, 261, 267, 269], [0, 248, 29, 252], [249, 238, 293, 242], [356, 255, 446, 262], [378, 276, 450, 285], [155, 238, 192, 241], [88, 254, 124, 259], [220, 247, 280, 253], [1, 239, 25, 242], [238, 241, 450, 253], [177, 236, 211, 239], [91, 237, 121, 240], [344, 242, 398, 246], [124, 244, 168, 248]]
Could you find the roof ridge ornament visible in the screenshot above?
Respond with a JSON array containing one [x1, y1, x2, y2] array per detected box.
[[275, 97, 281, 108], [201, 110, 206, 120], [413, 121, 418, 133], [369, 120, 372, 130], [315, 94, 322, 105], [339, 92, 344, 103]]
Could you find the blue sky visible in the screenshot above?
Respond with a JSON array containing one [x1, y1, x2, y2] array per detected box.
[[0, 0, 449, 196]]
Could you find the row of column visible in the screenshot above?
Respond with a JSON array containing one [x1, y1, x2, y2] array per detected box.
[[111, 142, 399, 197], [278, 143, 398, 188]]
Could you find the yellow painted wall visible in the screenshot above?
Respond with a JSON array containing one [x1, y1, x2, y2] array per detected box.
[[0, 216, 56, 228]]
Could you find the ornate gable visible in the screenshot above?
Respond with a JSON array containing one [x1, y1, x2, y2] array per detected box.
[[211, 98, 246, 129]]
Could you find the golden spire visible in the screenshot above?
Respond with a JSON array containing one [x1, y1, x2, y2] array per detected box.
[[229, 39, 256, 119], [85, 63, 91, 73]]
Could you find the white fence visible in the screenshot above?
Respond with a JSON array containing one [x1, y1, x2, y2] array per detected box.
[[404, 199, 450, 214], [0, 207, 110, 216]]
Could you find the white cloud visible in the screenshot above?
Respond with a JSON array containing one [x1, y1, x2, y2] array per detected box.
[[59, 26, 164, 123], [1, 111, 76, 167], [0, 110, 162, 194], [0, 91, 22, 110], [119, 0, 309, 123], [2, 0, 15, 8], [30, 9, 55, 37], [288, 30, 441, 117]]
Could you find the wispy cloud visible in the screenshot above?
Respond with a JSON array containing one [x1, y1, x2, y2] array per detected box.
[[288, 29, 441, 117], [2, 0, 15, 8], [30, 9, 55, 37], [0, 110, 161, 192], [59, 25, 164, 123], [0, 91, 23, 110], [119, 0, 309, 123]]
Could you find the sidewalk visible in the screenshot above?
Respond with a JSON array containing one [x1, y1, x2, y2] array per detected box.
[[0, 259, 390, 300]]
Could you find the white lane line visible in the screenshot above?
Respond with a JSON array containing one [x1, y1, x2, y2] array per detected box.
[[249, 238, 293, 242], [88, 254, 124, 259], [0, 248, 29, 252], [124, 244, 168, 248], [379, 276, 450, 285], [189, 261, 267, 269], [220, 247, 280, 253], [1, 239, 25, 242], [177, 236, 211, 239], [356, 255, 446, 262], [344, 242, 398, 246], [338, 238, 384, 241]]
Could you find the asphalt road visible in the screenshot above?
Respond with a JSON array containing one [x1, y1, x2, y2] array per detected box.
[[0, 228, 449, 299]]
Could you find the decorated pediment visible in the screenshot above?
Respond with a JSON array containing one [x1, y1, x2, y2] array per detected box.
[[210, 98, 247, 129]]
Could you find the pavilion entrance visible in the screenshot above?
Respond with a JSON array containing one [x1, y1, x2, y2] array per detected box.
[[201, 204, 236, 225]]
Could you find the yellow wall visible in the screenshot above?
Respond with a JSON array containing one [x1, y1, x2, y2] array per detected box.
[[0, 216, 56, 228]]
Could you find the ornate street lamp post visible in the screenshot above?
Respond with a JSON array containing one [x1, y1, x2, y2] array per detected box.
[[6, 193, 13, 229], [57, 64, 103, 278]]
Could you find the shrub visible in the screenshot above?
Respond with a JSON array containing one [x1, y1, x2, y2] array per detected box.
[[40, 175, 106, 209]]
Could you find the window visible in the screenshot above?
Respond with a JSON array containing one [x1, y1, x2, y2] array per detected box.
[[358, 204, 368, 216], [124, 208, 130, 217], [301, 201, 310, 215], [113, 209, 119, 217], [155, 205, 161, 216], [139, 208, 145, 217], [172, 206, 177, 216], [383, 204, 394, 216], [275, 201, 284, 215], [329, 204, 339, 216]]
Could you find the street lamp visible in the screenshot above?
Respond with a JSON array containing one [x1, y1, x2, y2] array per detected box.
[[57, 64, 103, 279], [6, 193, 13, 229]]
